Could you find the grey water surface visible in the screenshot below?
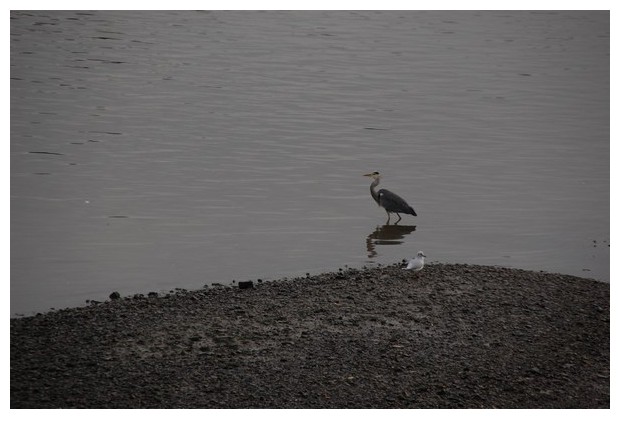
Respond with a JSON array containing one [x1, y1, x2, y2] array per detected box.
[[11, 11, 609, 316]]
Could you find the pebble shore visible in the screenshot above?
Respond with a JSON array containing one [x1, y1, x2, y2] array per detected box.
[[10, 262, 609, 408]]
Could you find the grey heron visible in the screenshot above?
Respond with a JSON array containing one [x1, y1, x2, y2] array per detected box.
[[404, 251, 427, 271], [363, 171, 417, 223]]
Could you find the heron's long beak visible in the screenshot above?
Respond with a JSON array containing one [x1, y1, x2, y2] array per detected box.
[[363, 173, 373, 177]]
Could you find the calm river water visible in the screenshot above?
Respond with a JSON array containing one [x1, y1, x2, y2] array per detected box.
[[11, 11, 609, 316]]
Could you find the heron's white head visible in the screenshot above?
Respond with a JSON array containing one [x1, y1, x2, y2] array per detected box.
[[363, 171, 381, 180]]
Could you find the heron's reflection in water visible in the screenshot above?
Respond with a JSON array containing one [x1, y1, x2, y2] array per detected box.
[[366, 224, 417, 258]]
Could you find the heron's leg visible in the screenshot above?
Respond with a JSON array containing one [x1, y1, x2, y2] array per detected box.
[[386, 211, 391, 223], [396, 213, 402, 222]]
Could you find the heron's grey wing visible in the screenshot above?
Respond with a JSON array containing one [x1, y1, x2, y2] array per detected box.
[[378, 189, 416, 215]]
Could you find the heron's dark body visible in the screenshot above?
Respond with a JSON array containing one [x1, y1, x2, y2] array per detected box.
[[376, 188, 417, 216]]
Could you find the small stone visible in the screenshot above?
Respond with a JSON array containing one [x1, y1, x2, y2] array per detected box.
[[109, 291, 121, 300], [239, 280, 254, 289]]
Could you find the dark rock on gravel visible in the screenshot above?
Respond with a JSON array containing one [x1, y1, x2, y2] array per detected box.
[[238, 280, 254, 289], [10, 263, 609, 408]]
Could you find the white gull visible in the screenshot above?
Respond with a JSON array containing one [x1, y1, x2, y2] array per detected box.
[[404, 251, 427, 271]]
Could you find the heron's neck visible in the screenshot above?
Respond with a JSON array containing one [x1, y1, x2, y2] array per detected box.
[[370, 177, 380, 204]]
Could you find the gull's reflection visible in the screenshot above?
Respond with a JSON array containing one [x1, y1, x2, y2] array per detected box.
[[366, 223, 417, 258]]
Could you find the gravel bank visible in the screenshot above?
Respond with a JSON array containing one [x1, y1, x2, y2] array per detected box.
[[10, 263, 609, 408]]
